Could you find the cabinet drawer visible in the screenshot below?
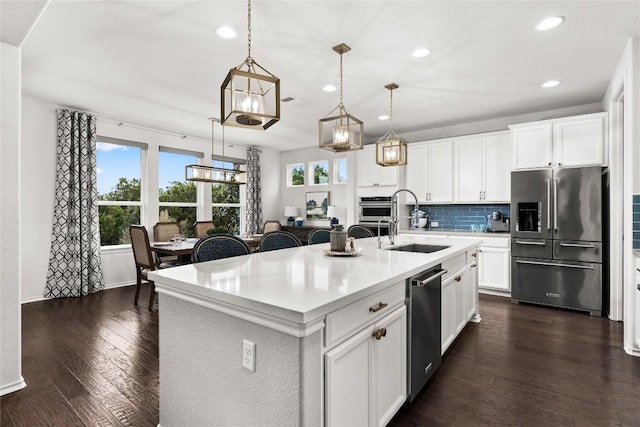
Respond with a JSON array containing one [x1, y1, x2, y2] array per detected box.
[[442, 253, 465, 278], [325, 282, 405, 349]]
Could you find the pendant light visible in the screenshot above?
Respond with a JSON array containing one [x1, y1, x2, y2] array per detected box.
[[319, 43, 363, 152], [375, 83, 407, 166], [185, 118, 247, 184], [221, 0, 280, 130]]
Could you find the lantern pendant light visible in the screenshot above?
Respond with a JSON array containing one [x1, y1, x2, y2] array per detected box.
[[221, 0, 280, 130], [319, 43, 363, 152], [375, 83, 407, 166], [185, 118, 247, 184]]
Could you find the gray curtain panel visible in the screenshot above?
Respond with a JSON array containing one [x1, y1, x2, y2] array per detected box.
[[45, 110, 104, 298], [245, 146, 263, 235]]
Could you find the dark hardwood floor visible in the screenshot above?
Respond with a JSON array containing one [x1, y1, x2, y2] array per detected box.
[[2, 287, 639, 426]]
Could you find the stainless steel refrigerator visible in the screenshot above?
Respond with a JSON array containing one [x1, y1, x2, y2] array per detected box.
[[510, 166, 605, 316]]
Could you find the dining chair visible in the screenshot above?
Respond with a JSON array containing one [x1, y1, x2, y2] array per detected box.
[[191, 234, 252, 263], [308, 229, 331, 245], [193, 221, 215, 238], [129, 225, 174, 311], [347, 225, 375, 239], [259, 231, 303, 252], [153, 222, 181, 263], [262, 220, 282, 234]]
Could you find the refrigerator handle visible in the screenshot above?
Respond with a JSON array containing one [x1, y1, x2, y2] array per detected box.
[[553, 179, 558, 232], [546, 179, 552, 231]]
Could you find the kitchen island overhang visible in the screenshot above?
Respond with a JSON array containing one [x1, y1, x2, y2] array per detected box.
[[150, 235, 480, 426]]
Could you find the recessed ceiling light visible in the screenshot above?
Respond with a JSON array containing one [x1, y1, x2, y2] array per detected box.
[[412, 47, 431, 58], [216, 26, 236, 39], [323, 85, 337, 92], [542, 80, 561, 88], [378, 115, 390, 121], [535, 16, 565, 31]]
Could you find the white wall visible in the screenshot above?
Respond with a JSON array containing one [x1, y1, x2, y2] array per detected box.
[[1, 42, 26, 395], [20, 96, 280, 303], [278, 147, 357, 227]]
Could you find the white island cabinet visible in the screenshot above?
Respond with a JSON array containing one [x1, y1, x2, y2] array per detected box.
[[149, 235, 480, 427]]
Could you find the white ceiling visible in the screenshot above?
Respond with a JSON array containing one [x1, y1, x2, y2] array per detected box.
[[11, 0, 640, 151]]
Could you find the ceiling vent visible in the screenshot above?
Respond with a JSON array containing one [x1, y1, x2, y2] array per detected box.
[[282, 96, 303, 105]]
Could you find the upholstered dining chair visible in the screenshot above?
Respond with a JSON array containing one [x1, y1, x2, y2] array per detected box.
[[193, 221, 215, 238], [259, 231, 303, 252], [129, 225, 174, 311], [191, 234, 252, 263], [262, 220, 282, 234], [153, 221, 180, 242], [347, 225, 375, 239], [308, 229, 331, 245]]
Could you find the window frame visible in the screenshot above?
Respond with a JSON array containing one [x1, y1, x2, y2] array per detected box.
[[333, 157, 348, 184], [286, 163, 305, 187]]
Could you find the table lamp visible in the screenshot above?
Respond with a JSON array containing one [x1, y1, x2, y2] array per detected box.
[[327, 205, 339, 226], [284, 206, 298, 226]]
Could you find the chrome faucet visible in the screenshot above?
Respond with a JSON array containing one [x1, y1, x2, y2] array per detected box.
[[389, 188, 419, 245], [376, 216, 392, 249]]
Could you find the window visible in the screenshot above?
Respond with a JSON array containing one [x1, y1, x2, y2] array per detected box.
[[158, 149, 198, 237], [286, 163, 305, 187], [211, 159, 244, 234], [334, 158, 347, 184], [96, 139, 143, 246], [309, 160, 329, 185]]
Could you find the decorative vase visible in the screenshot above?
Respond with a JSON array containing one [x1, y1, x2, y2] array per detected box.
[[330, 224, 346, 252]]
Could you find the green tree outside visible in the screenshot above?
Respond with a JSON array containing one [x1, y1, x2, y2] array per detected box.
[[292, 166, 304, 186], [313, 163, 329, 184]]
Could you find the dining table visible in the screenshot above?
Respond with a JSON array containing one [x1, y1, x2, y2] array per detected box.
[[151, 238, 199, 262]]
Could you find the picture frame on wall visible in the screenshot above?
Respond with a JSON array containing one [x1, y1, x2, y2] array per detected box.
[[306, 191, 330, 219]]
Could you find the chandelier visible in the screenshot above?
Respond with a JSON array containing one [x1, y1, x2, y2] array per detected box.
[[375, 83, 407, 166], [318, 43, 363, 152], [221, 0, 280, 130], [185, 118, 247, 184]]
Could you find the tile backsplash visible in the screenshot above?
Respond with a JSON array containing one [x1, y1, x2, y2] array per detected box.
[[415, 204, 511, 232], [633, 195, 640, 249]]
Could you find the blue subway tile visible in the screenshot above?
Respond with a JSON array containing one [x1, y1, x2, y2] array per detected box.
[[634, 240, 640, 249], [633, 194, 640, 204]]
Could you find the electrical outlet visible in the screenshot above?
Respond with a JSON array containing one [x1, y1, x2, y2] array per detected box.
[[242, 339, 256, 372], [430, 221, 439, 227]]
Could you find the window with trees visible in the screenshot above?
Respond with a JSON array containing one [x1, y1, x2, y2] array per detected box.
[[211, 159, 243, 235], [96, 138, 143, 246], [158, 149, 198, 237], [309, 160, 329, 185], [286, 163, 305, 187]]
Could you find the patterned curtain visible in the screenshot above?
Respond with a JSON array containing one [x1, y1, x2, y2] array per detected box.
[[45, 110, 104, 298], [245, 146, 263, 235]]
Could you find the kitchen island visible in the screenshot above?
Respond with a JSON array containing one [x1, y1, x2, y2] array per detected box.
[[149, 234, 480, 426]]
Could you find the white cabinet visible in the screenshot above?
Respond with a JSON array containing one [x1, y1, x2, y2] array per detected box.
[[357, 145, 399, 187], [406, 140, 453, 203], [477, 246, 511, 292], [453, 132, 510, 203], [466, 255, 479, 322], [453, 271, 466, 335], [325, 305, 407, 427], [510, 112, 607, 170], [440, 273, 455, 355]]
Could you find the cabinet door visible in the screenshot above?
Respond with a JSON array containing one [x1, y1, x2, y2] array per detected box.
[[377, 160, 399, 187], [405, 144, 430, 202], [482, 134, 511, 202], [372, 306, 407, 427], [466, 262, 478, 321], [441, 275, 455, 355], [478, 247, 511, 291], [453, 271, 466, 335], [511, 124, 553, 169], [325, 326, 372, 427], [453, 137, 483, 202], [428, 141, 453, 202], [357, 146, 378, 187], [553, 116, 605, 167]]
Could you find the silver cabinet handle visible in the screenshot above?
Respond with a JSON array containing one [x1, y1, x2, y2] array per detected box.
[[516, 260, 594, 270], [416, 269, 448, 287], [515, 241, 546, 246], [547, 179, 552, 231], [553, 179, 558, 232], [560, 243, 595, 249]]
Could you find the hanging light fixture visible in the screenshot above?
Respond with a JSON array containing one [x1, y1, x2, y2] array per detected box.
[[375, 83, 407, 166], [319, 43, 363, 152], [185, 118, 247, 184], [221, 0, 280, 130]]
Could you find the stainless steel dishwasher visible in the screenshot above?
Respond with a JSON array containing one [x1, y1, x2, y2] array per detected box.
[[407, 264, 447, 402]]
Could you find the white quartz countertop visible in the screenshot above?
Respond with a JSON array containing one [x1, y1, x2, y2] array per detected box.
[[149, 234, 480, 329]]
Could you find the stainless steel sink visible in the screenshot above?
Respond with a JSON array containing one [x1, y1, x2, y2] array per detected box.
[[386, 243, 450, 253]]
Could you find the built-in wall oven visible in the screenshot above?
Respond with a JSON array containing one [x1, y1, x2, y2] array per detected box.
[[358, 196, 392, 227]]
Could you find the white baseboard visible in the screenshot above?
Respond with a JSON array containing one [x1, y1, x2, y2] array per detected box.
[[479, 288, 511, 298], [21, 281, 135, 305], [0, 377, 26, 396], [624, 345, 640, 358]]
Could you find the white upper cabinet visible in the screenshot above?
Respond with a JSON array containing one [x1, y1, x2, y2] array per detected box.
[[406, 141, 453, 203], [453, 132, 510, 203], [357, 145, 399, 187], [510, 112, 607, 170]]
